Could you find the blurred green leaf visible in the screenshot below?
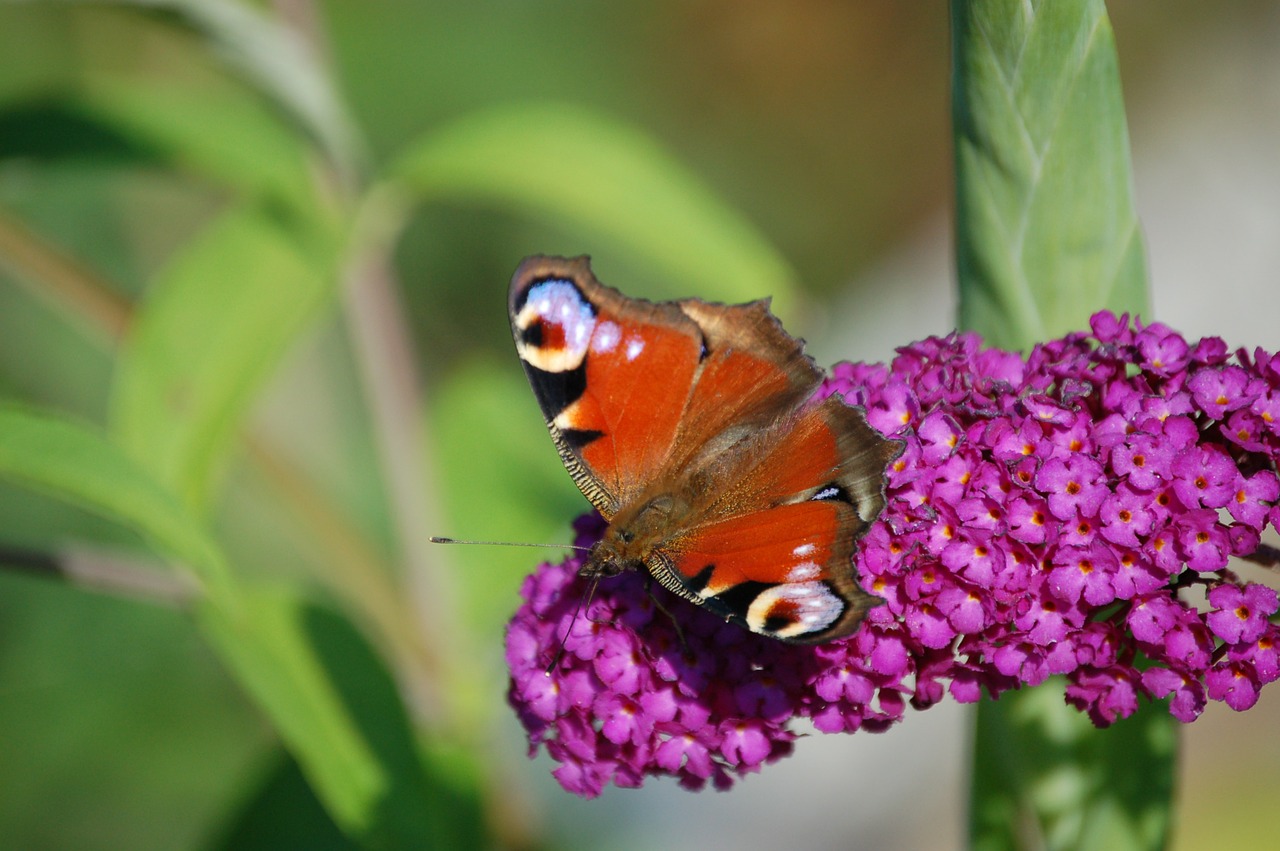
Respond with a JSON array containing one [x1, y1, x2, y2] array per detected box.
[[0, 404, 232, 601], [952, 0, 1149, 351], [430, 357, 586, 641], [0, 99, 157, 163], [31, 0, 362, 177], [201, 592, 486, 850], [391, 102, 798, 312], [970, 679, 1176, 851], [110, 203, 335, 511], [0, 570, 267, 851], [0, 87, 325, 218], [0, 403, 459, 850], [207, 751, 360, 851]]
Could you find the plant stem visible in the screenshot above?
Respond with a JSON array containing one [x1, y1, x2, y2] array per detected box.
[[0, 543, 197, 606]]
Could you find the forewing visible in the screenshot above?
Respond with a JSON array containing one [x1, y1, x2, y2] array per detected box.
[[668, 298, 824, 468], [510, 256, 703, 515]]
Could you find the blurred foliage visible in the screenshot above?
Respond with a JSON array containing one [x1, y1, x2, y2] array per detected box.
[[0, 0, 824, 847], [0, 1, 1272, 849]]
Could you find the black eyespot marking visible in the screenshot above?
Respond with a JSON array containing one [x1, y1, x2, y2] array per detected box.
[[811, 483, 853, 504], [763, 610, 800, 632], [519, 320, 544, 348], [617, 528, 636, 544], [562, 427, 604, 450], [686, 563, 715, 594], [525, 359, 588, 418], [712, 580, 773, 617], [511, 285, 530, 314]]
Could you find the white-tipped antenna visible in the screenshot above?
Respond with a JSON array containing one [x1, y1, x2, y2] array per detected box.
[[429, 536, 590, 552]]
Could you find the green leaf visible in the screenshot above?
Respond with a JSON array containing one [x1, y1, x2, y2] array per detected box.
[[0, 404, 233, 602], [952, 0, 1149, 351], [110, 203, 335, 511], [0, 570, 269, 851], [201, 592, 486, 850], [391, 101, 798, 312], [208, 751, 360, 851], [0, 86, 326, 220], [0, 407, 469, 847], [32, 0, 362, 176], [969, 679, 1176, 851]]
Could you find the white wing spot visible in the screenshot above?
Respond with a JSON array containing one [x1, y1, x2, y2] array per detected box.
[[591, 320, 620, 353], [785, 560, 821, 582], [625, 336, 645, 361]]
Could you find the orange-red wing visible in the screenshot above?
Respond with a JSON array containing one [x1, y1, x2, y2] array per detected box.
[[510, 256, 702, 514], [509, 256, 833, 515], [711, 395, 902, 527], [663, 298, 822, 470], [572, 309, 700, 506], [654, 500, 880, 643]]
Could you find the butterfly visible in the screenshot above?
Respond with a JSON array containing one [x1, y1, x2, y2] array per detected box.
[[510, 256, 901, 643]]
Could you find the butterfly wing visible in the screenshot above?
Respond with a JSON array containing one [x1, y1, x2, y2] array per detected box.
[[651, 396, 901, 642], [509, 255, 820, 516], [664, 296, 823, 470], [511, 255, 900, 643], [648, 501, 873, 642]]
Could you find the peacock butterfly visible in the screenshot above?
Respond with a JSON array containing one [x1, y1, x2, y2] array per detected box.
[[510, 255, 902, 643]]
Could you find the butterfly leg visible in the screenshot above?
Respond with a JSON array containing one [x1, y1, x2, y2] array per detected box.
[[643, 576, 692, 656]]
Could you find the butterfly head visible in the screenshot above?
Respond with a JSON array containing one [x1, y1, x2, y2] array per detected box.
[[581, 527, 644, 580], [581, 493, 684, 580]]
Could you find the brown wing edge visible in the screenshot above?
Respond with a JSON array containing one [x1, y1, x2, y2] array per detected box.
[[819, 395, 905, 525], [677, 296, 825, 401], [800, 396, 904, 642]]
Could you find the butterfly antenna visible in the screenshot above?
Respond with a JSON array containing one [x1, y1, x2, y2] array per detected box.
[[429, 536, 591, 552], [545, 575, 601, 675]]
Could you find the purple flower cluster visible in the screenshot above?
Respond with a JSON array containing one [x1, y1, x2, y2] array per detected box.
[[506, 313, 1280, 797]]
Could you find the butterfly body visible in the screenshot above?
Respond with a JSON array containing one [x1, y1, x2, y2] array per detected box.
[[511, 255, 900, 643]]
